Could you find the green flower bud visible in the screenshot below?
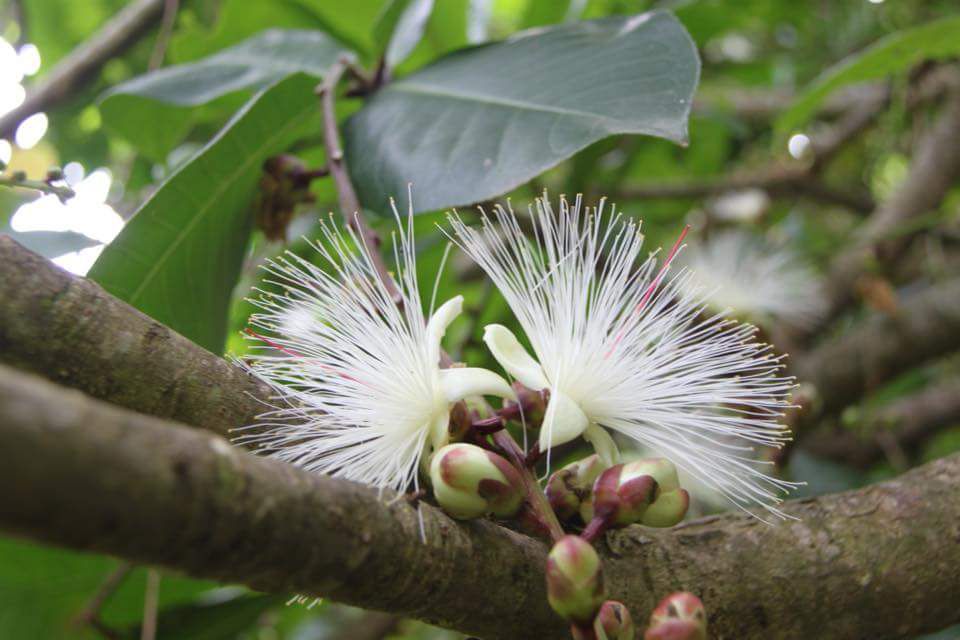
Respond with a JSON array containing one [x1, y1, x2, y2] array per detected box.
[[580, 462, 658, 527], [594, 600, 635, 640], [627, 458, 689, 528], [644, 592, 706, 640], [429, 443, 524, 520], [546, 535, 605, 624], [546, 454, 606, 521]]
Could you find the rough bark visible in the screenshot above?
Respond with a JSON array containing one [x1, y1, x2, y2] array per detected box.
[[0, 235, 270, 438], [2, 365, 959, 640], [803, 377, 960, 469]]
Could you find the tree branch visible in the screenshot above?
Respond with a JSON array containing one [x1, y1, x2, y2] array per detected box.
[[0, 0, 165, 138], [2, 365, 959, 639], [803, 377, 960, 469], [823, 89, 960, 318]]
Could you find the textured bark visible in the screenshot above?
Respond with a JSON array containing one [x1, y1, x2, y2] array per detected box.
[[804, 377, 960, 469], [0, 366, 560, 640], [2, 365, 959, 640], [0, 235, 270, 438], [793, 276, 960, 421]]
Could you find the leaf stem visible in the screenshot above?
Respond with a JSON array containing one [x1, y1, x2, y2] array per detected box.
[[315, 57, 401, 305], [0, 173, 75, 202]]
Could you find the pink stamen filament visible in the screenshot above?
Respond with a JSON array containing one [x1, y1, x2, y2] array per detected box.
[[244, 327, 362, 384]]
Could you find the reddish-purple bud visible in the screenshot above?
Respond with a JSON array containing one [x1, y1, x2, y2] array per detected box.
[[546, 454, 606, 521], [644, 592, 706, 640], [594, 600, 636, 640], [429, 444, 524, 519], [546, 535, 605, 624], [580, 463, 658, 527]]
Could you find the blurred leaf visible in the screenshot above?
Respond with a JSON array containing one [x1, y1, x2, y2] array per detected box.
[[787, 450, 866, 498], [344, 10, 700, 214], [776, 15, 960, 139], [128, 594, 285, 640], [375, 0, 436, 68], [89, 73, 320, 354], [1, 229, 100, 258], [101, 29, 352, 160], [0, 536, 216, 639]]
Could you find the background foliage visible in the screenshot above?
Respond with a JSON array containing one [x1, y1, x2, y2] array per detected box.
[[1, 0, 959, 638]]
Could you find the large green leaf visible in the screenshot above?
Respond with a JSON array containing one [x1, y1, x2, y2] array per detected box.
[[100, 30, 351, 160], [344, 10, 700, 214], [776, 15, 960, 139], [374, 0, 436, 68], [89, 74, 320, 355]]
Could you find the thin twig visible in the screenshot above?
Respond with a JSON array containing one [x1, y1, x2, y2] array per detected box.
[[0, 174, 75, 201], [0, 0, 165, 138], [74, 562, 133, 639], [141, 569, 160, 640], [315, 57, 402, 304], [148, 0, 179, 71]]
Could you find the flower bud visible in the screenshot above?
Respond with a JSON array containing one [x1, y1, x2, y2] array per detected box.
[[429, 443, 524, 520], [546, 535, 605, 624], [594, 600, 635, 640], [626, 458, 689, 528], [546, 454, 606, 521], [580, 462, 658, 527], [644, 592, 706, 640]]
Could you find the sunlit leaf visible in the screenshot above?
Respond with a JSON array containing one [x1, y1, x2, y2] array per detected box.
[[375, 0, 436, 68], [89, 74, 320, 354]]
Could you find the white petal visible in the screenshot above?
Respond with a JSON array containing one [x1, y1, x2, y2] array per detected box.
[[583, 423, 621, 467], [429, 409, 452, 451], [426, 296, 464, 364], [439, 367, 516, 403], [482, 324, 548, 390], [538, 388, 589, 450]]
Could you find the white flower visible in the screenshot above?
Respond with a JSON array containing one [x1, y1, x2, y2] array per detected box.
[[678, 229, 826, 329], [447, 195, 797, 517], [236, 208, 514, 493]]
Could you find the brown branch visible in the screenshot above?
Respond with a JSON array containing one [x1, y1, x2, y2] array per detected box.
[[823, 89, 960, 319], [0, 173, 75, 201], [2, 365, 959, 639], [147, 0, 179, 71], [0, 0, 165, 138], [792, 276, 960, 427], [315, 57, 401, 304], [74, 562, 134, 640], [803, 377, 960, 469]]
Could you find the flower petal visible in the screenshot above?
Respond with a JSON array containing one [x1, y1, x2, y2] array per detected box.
[[429, 408, 452, 451], [426, 295, 464, 364], [539, 388, 589, 450], [582, 424, 621, 467], [439, 367, 516, 403], [483, 324, 549, 390]]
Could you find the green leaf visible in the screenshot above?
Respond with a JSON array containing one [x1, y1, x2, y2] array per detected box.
[[100, 29, 351, 160], [2, 229, 100, 258], [344, 10, 700, 214], [375, 0, 436, 68], [135, 594, 286, 640], [776, 15, 960, 139], [0, 536, 217, 639], [89, 73, 320, 355]]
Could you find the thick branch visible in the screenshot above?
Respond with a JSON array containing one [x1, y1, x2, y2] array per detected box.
[[0, 0, 165, 138], [803, 377, 960, 469], [0, 235, 269, 438], [2, 366, 959, 639]]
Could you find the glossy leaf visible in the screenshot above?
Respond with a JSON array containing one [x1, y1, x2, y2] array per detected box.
[[100, 29, 351, 159], [89, 74, 320, 355], [776, 15, 960, 139], [375, 0, 436, 68], [344, 10, 700, 214]]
